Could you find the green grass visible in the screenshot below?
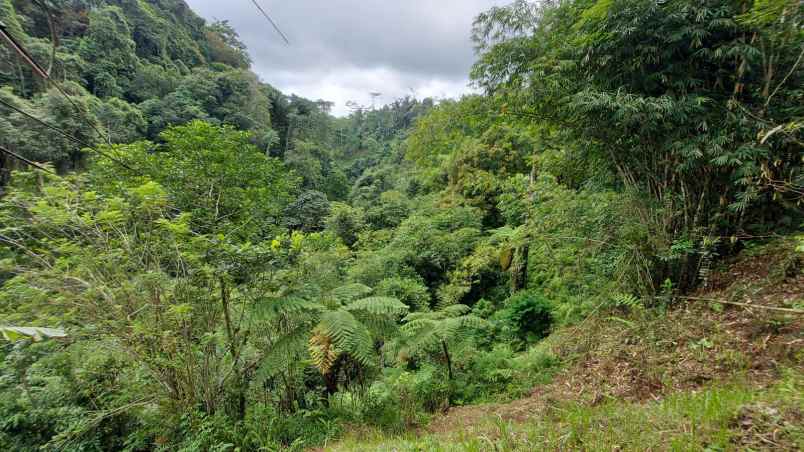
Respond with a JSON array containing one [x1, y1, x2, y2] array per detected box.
[[329, 370, 803, 451]]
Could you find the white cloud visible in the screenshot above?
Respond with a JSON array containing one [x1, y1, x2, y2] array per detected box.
[[265, 66, 474, 116], [185, 0, 497, 116]]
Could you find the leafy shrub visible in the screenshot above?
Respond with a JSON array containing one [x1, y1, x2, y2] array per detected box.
[[451, 344, 518, 404], [284, 190, 332, 232], [253, 407, 340, 449], [376, 277, 431, 311], [0, 341, 138, 452], [364, 190, 411, 229], [357, 381, 408, 431], [494, 291, 554, 349], [356, 366, 449, 431], [170, 404, 343, 451], [326, 202, 366, 247], [451, 343, 560, 404], [172, 412, 244, 452]]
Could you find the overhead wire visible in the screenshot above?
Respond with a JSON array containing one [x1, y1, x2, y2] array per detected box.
[[0, 98, 140, 174], [0, 144, 57, 175], [0, 18, 111, 144], [0, 97, 93, 149], [0, 20, 48, 79], [0, 22, 139, 174], [248, 0, 290, 45]]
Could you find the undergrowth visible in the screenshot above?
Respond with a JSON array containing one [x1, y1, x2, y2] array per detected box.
[[331, 369, 803, 451]]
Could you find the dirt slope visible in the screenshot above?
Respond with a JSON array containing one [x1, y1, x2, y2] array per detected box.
[[329, 239, 803, 450]]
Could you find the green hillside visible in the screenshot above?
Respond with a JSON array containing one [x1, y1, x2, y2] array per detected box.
[[0, 1, 801, 451]]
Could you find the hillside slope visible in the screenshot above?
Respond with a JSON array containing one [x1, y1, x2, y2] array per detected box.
[[330, 239, 803, 451]]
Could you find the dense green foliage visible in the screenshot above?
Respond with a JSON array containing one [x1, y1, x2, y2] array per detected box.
[[0, 0, 800, 450]]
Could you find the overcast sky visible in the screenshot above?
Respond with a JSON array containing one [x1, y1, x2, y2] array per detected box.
[[185, 0, 499, 116]]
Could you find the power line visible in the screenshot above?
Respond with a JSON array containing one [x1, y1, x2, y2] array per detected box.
[[0, 21, 48, 79], [0, 98, 139, 174], [0, 20, 110, 144], [248, 0, 290, 45], [0, 22, 138, 173], [0, 97, 93, 148], [0, 144, 57, 175]]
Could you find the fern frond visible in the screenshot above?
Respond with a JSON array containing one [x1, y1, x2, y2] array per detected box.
[[402, 328, 442, 355], [358, 316, 400, 337], [347, 322, 375, 367], [257, 297, 323, 318], [439, 318, 463, 339], [400, 318, 436, 335], [612, 292, 640, 308], [442, 304, 472, 317], [315, 309, 376, 370], [309, 327, 339, 374], [318, 310, 358, 345], [489, 225, 528, 245], [255, 328, 309, 382], [331, 283, 373, 302], [402, 311, 441, 322], [490, 225, 517, 242], [346, 296, 408, 316], [458, 314, 488, 329]]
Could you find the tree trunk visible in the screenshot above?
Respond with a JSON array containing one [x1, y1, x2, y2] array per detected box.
[[441, 340, 453, 380], [324, 356, 343, 399], [510, 244, 529, 294]]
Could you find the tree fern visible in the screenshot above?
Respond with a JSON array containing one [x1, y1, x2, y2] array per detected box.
[[309, 327, 339, 374], [254, 327, 309, 384], [398, 304, 488, 379], [315, 310, 374, 368], [345, 296, 408, 316], [330, 283, 373, 302], [307, 288, 405, 375]]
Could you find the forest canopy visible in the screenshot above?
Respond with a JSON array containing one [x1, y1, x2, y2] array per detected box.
[[0, 0, 801, 450]]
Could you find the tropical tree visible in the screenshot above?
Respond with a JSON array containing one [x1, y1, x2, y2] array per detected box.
[[0, 170, 263, 418], [308, 283, 408, 393], [472, 0, 804, 291], [93, 121, 296, 240], [399, 304, 487, 380]]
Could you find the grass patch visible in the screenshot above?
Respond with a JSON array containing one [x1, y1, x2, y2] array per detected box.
[[328, 239, 803, 451], [329, 369, 803, 451]]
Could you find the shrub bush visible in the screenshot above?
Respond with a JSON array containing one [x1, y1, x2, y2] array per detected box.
[[494, 291, 554, 350], [451, 343, 560, 404], [354, 366, 450, 432], [376, 277, 431, 311]]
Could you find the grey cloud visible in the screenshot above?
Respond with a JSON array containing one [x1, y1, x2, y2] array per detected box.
[[185, 0, 499, 115]]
